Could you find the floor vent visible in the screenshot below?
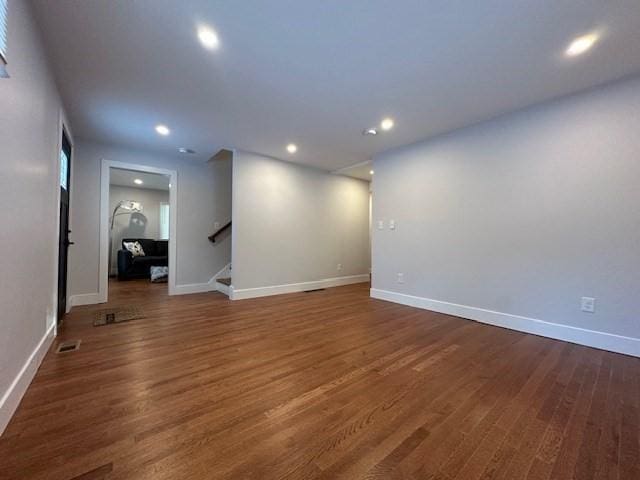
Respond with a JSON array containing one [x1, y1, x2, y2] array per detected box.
[[56, 340, 81, 353], [304, 288, 326, 293]]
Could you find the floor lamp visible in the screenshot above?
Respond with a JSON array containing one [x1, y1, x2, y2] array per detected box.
[[109, 200, 142, 277]]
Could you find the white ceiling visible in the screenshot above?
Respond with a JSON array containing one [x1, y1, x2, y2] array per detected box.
[[110, 168, 170, 191], [32, 0, 640, 171]]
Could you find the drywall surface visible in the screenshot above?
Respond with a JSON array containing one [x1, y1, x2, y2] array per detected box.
[[0, 0, 69, 433], [372, 76, 640, 344], [232, 151, 370, 293]]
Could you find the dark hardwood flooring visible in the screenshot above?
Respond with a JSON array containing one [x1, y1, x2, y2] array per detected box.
[[0, 279, 638, 479]]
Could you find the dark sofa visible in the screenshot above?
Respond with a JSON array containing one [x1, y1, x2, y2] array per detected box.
[[117, 238, 168, 280]]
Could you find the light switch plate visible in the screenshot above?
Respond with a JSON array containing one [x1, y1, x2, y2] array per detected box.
[[389, 219, 396, 230], [377, 220, 384, 230]]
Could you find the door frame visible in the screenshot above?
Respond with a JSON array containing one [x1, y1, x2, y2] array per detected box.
[[99, 159, 178, 301], [57, 128, 73, 321], [55, 112, 74, 322]]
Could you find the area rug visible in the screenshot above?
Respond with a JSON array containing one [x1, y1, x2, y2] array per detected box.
[[94, 306, 145, 327]]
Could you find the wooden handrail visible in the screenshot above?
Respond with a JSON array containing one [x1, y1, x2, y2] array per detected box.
[[208, 221, 231, 243]]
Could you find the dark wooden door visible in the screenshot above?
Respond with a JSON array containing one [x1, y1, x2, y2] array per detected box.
[[57, 130, 73, 322]]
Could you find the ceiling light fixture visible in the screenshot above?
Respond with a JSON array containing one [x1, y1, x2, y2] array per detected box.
[[369, 170, 374, 175], [381, 118, 394, 131], [363, 128, 378, 136], [134, 178, 143, 185], [565, 33, 599, 57], [286, 143, 297, 154], [198, 26, 220, 50], [155, 124, 170, 136], [178, 147, 196, 154]]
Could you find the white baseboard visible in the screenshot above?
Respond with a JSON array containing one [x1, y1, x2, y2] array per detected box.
[[216, 281, 231, 297], [173, 278, 218, 295], [0, 322, 56, 436], [370, 289, 640, 358], [68, 293, 104, 310], [231, 274, 370, 300], [173, 263, 232, 296]]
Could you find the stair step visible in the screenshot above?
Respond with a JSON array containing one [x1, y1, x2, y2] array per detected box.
[[217, 277, 231, 286]]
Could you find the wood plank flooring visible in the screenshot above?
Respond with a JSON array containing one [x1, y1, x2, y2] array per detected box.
[[0, 280, 638, 479]]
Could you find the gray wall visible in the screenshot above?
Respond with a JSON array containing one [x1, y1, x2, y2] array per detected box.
[[109, 185, 169, 274], [0, 0, 69, 431], [372, 75, 640, 340], [70, 140, 232, 294], [232, 151, 370, 291]]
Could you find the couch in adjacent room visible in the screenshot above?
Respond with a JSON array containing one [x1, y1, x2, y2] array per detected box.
[[117, 238, 168, 280]]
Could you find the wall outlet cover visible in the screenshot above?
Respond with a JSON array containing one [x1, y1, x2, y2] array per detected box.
[[581, 297, 596, 313]]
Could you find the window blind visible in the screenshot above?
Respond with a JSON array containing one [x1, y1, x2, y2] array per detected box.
[[0, 0, 7, 77]]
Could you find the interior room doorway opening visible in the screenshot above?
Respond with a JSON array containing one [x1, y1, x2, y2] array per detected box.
[[99, 160, 177, 302]]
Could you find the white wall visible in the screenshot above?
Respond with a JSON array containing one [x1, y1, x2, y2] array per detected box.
[[0, 0, 69, 433], [372, 76, 640, 356], [232, 151, 370, 298], [109, 184, 169, 274], [70, 140, 232, 296]]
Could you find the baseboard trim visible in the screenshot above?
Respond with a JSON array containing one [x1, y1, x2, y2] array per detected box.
[[370, 288, 640, 358], [173, 278, 218, 295], [0, 322, 56, 436], [173, 263, 233, 296], [231, 274, 370, 300], [69, 293, 104, 310]]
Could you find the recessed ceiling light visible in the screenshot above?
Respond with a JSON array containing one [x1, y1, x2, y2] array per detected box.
[[363, 128, 378, 136], [198, 26, 220, 50], [286, 143, 297, 154], [178, 147, 196, 154], [134, 178, 143, 185], [369, 170, 374, 175], [155, 124, 170, 136], [381, 118, 394, 131], [565, 33, 599, 57]]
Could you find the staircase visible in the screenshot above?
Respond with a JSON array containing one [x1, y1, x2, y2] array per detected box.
[[216, 277, 232, 297]]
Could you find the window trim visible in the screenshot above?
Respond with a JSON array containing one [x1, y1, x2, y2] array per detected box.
[[159, 202, 170, 240]]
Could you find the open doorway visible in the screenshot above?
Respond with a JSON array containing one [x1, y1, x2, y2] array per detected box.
[[99, 160, 177, 302]]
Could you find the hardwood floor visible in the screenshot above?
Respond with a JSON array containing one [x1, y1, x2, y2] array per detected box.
[[0, 280, 638, 479]]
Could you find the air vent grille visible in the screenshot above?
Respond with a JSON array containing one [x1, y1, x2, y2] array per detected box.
[[56, 340, 81, 353]]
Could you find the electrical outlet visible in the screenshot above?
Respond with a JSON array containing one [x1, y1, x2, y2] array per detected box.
[[581, 297, 595, 313], [397, 273, 404, 284], [337, 263, 342, 271], [389, 219, 396, 230], [213, 221, 220, 229]]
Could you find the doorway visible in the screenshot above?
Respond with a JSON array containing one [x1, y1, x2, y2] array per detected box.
[[99, 160, 177, 302], [57, 129, 73, 322]]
